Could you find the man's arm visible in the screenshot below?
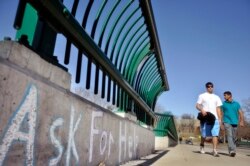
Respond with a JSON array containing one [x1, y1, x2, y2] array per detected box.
[[196, 103, 207, 116], [219, 106, 225, 130], [239, 109, 244, 127], [216, 106, 222, 123]]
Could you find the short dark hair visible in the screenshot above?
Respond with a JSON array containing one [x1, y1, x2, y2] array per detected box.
[[224, 91, 232, 96], [205, 82, 213, 88]]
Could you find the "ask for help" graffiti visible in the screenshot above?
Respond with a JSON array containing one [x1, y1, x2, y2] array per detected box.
[[0, 84, 139, 165]]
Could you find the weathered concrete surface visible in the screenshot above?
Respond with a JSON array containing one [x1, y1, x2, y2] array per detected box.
[[155, 137, 168, 150], [0, 41, 155, 165], [155, 136, 177, 150]]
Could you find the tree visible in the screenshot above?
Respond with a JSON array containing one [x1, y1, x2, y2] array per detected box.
[[181, 114, 194, 119], [155, 103, 173, 115], [179, 114, 195, 133], [242, 98, 250, 124], [237, 98, 250, 139]]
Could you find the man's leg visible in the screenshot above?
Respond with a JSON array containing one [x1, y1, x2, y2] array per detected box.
[[200, 122, 206, 154], [232, 125, 238, 148], [231, 126, 238, 157], [212, 136, 218, 151], [224, 123, 235, 156], [211, 120, 220, 157], [200, 137, 205, 146]]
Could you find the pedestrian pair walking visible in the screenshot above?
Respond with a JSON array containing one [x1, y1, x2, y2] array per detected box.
[[196, 82, 244, 157]]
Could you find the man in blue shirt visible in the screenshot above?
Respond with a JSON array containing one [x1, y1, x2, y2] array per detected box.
[[221, 91, 244, 157]]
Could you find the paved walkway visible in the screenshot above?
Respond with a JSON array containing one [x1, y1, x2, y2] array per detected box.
[[121, 144, 250, 166]]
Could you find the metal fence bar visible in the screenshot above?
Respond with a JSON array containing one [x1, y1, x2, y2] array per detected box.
[[140, 0, 169, 91], [154, 113, 178, 142], [15, 0, 169, 126], [30, 0, 157, 118]]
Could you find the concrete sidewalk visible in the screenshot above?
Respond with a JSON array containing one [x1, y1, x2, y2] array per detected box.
[[121, 144, 250, 166]]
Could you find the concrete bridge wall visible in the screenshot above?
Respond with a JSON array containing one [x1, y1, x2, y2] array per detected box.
[[0, 41, 155, 165]]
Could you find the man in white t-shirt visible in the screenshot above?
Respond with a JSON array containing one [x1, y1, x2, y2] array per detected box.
[[196, 82, 222, 157]]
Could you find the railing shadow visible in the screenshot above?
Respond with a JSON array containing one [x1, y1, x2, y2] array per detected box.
[[126, 150, 169, 166], [122, 150, 169, 166], [192, 151, 230, 157]]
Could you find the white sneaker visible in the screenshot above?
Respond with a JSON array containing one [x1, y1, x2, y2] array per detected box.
[[213, 150, 219, 157], [200, 147, 205, 154]]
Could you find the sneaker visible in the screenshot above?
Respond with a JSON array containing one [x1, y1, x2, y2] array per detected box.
[[200, 146, 205, 154], [213, 150, 219, 157], [230, 151, 236, 157]]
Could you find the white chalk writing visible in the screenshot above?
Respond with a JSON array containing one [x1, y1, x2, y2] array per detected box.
[[49, 118, 64, 166], [0, 85, 37, 166], [66, 105, 82, 166]]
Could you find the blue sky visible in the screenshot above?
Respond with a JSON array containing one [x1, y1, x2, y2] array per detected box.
[[152, 0, 250, 116], [1, 0, 250, 117]]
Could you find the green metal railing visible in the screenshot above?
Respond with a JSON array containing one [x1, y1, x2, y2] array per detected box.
[[154, 113, 178, 142], [14, 0, 169, 126]]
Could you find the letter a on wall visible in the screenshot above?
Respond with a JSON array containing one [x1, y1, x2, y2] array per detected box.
[[0, 84, 38, 166]]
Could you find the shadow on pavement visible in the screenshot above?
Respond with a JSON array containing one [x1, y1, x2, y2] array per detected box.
[[192, 150, 201, 154], [136, 150, 169, 166], [192, 151, 214, 156], [218, 152, 230, 156], [192, 151, 230, 157]]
